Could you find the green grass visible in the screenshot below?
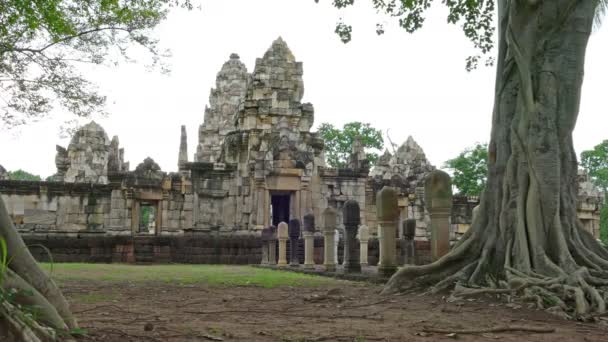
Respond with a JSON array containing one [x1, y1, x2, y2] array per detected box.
[[39, 263, 337, 288]]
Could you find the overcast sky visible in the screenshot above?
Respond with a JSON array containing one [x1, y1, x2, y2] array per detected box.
[[1, 0, 607, 178]]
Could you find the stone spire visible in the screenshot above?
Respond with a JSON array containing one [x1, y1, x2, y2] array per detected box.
[[108, 135, 128, 173], [370, 135, 435, 193], [195, 53, 249, 162], [0, 164, 7, 180], [62, 121, 111, 184], [178, 125, 188, 169]]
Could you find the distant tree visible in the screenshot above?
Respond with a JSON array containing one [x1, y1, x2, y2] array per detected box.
[[317, 122, 384, 168], [443, 143, 488, 196], [580, 141, 608, 245], [0, 1, 194, 339], [7, 169, 42, 181], [581, 140, 608, 192]]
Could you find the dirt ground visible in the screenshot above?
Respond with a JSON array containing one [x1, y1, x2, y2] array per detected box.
[[63, 277, 608, 341]]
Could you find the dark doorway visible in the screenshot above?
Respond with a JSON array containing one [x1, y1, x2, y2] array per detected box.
[[271, 194, 290, 226]]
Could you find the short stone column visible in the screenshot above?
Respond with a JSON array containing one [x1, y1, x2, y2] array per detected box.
[[288, 219, 301, 266], [377, 186, 399, 277], [277, 222, 288, 267], [402, 219, 416, 265], [268, 225, 277, 265], [425, 170, 453, 261], [343, 200, 361, 273], [322, 208, 337, 272], [334, 228, 340, 264], [358, 225, 369, 267], [260, 227, 271, 265], [303, 212, 315, 269]]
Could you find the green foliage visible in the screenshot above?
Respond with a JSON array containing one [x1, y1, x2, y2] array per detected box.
[[601, 204, 608, 246], [443, 143, 488, 196], [0, 0, 193, 127], [39, 263, 336, 288], [7, 169, 42, 181], [321, 0, 496, 70], [580, 140, 608, 192], [317, 121, 384, 168]]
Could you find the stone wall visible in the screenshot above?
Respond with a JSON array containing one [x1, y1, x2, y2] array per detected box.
[[0, 180, 112, 232], [22, 234, 262, 264], [20, 233, 432, 265]]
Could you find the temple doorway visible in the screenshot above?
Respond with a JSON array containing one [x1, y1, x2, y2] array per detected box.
[[271, 193, 291, 226], [139, 202, 157, 234]]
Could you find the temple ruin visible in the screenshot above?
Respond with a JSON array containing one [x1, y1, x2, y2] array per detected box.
[[0, 38, 604, 264]]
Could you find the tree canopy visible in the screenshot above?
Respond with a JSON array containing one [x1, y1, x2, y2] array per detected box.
[[581, 140, 608, 192], [317, 121, 384, 168], [0, 0, 192, 127], [6, 169, 42, 181], [0, 1, 193, 339], [443, 143, 488, 196]]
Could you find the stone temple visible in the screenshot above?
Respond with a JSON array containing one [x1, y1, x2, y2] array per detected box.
[[0, 38, 603, 263]]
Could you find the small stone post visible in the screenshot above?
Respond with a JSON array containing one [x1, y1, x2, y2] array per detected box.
[[402, 219, 416, 265], [288, 219, 301, 266], [303, 212, 315, 269], [334, 228, 340, 264], [343, 200, 361, 273], [322, 208, 337, 272], [260, 227, 271, 265], [268, 225, 277, 265], [425, 170, 453, 261], [377, 186, 399, 277], [358, 225, 369, 267], [277, 222, 288, 266]]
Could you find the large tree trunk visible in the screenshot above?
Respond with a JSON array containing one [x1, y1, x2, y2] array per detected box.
[[384, 0, 608, 317], [0, 195, 77, 338]]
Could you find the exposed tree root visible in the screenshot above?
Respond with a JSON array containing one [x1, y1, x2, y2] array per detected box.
[[421, 325, 555, 334]]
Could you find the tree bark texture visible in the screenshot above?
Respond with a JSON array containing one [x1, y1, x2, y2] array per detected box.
[[0, 195, 77, 336], [384, 0, 608, 317]]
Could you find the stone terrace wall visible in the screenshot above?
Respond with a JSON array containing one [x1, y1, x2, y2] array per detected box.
[[23, 234, 263, 264], [20, 234, 432, 265], [0, 180, 112, 232]]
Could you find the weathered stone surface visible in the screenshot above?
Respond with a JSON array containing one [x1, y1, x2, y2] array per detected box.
[[303, 212, 315, 232], [425, 170, 453, 261], [358, 225, 369, 266], [288, 219, 300, 266], [322, 207, 337, 271], [425, 170, 453, 209], [0, 165, 7, 180], [195, 53, 249, 163], [377, 187, 398, 276], [178, 125, 188, 170], [376, 186, 399, 222], [343, 200, 361, 273], [62, 121, 111, 184], [277, 221, 288, 266]]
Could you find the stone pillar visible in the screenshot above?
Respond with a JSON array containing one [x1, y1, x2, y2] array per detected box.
[[277, 222, 288, 266], [303, 212, 315, 269], [334, 229, 340, 264], [425, 170, 453, 261], [268, 225, 277, 265], [260, 227, 272, 265], [377, 186, 399, 277], [343, 200, 361, 273], [322, 208, 337, 272], [402, 219, 416, 265], [358, 225, 369, 267], [288, 219, 301, 266]]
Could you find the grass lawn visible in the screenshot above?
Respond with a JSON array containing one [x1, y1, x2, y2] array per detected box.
[[39, 263, 337, 288]]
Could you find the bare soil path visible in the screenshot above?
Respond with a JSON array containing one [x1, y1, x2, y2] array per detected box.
[[48, 264, 608, 341]]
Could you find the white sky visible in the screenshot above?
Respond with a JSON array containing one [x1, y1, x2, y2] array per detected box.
[[1, 0, 607, 178]]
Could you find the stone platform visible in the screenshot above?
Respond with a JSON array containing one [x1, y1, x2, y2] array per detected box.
[[255, 264, 391, 284]]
